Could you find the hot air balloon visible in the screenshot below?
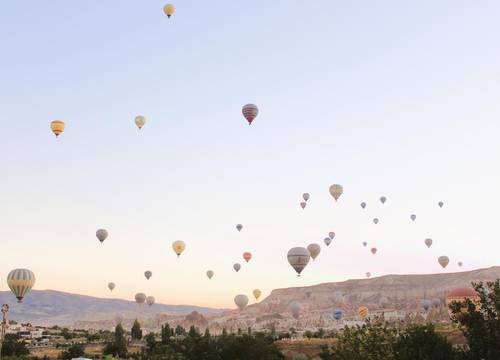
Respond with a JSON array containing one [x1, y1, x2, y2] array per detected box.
[[366, 272, 371, 278], [135, 115, 146, 130], [458, 261, 463, 267], [243, 252, 252, 263], [380, 196, 387, 204], [421, 299, 431, 311], [242, 104, 259, 125], [329, 184, 343, 201], [290, 301, 301, 319], [233, 263, 241, 272], [287, 247, 311, 276], [234, 294, 249, 310], [358, 306, 369, 320], [333, 309, 343, 321], [360, 202, 366, 209], [302, 193, 310, 202], [425, 238, 433, 248], [438, 201, 444, 208], [236, 224, 243, 232], [96, 229, 108, 244], [50, 120, 65, 137], [108, 282, 115, 291], [438, 256, 449, 269], [172, 241, 185, 257], [206, 270, 214, 279], [305, 290, 312, 299], [300, 202, 307, 209], [163, 4, 175, 18], [253, 289, 262, 301], [324, 237, 332, 246], [328, 232, 335, 239], [362, 242, 367, 247], [144, 271, 152, 280], [431, 298, 441, 308], [135, 293, 146, 305], [373, 218, 379, 225], [146, 296, 155, 306], [410, 214, 416, 222], [7, 269, 35, 303], [370, 247, 377, 255], [307, 244, 321, 261]]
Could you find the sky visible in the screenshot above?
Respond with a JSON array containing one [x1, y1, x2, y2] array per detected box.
[[0, 1, 499, 308]]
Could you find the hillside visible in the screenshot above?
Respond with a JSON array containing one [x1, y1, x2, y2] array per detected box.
[[250, 266, 500, 314], [0, 290, 225, 326]]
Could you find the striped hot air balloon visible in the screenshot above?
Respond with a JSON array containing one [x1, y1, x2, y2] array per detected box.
[[242, 104, 259, 125], [7, 269, 36, 303], [50, 120, 65, 137]]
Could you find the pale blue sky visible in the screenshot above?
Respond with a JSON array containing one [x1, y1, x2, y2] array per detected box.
[[1, 1, 499, 307]]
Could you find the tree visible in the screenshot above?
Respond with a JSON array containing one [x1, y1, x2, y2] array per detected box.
[[450, 280, 500, 360], [393, 324, 456, 360], [175, 325, 186, 336], [162, 323, 173, 344], [145, 332, 157, 350], [1, 334, 30, 357], [131, 319, 143, 340], [59, 343, 85, 360], [103, 323, 128, 359]]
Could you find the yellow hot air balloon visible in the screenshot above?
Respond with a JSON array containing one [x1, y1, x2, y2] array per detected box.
[[163, 4, 175, 18], [329, 184, 343, 201], [358, 306, 369, 320], [172, 240, 185, 257], [135, 115, 146, 130], [7, 269, 35, 303], [253, 289, 262, 301], [50, 120, 65, 137]]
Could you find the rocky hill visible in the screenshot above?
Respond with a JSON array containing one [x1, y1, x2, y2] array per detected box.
[[0, 290, 225, 326], [249, 266, 500, 315]]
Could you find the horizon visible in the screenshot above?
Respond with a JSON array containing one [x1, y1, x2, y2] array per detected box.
[[1, 1, 499, 308]]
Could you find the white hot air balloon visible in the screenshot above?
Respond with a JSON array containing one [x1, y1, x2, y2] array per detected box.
[[234, 294, 249, 310], [146, 296, 155, 306], [410, 214, 416, 222], [206, 270, 214, 279], [324, 237, 332, 246], [307, 244, 321, 261], [438, 256, 449, 269], [96, 229, 108, 244], [287, 247, 311, 276]]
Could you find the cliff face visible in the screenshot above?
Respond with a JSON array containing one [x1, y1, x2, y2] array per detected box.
[[255, 267, 500, 313]]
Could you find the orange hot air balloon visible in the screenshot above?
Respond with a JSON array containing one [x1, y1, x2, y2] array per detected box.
[[358, 306, 369, 319], [50, 120, 65, 137], [243, 252, 252, 263]]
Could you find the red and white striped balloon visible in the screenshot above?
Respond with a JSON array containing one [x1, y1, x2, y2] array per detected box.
[[242, 104, 259, 125]]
